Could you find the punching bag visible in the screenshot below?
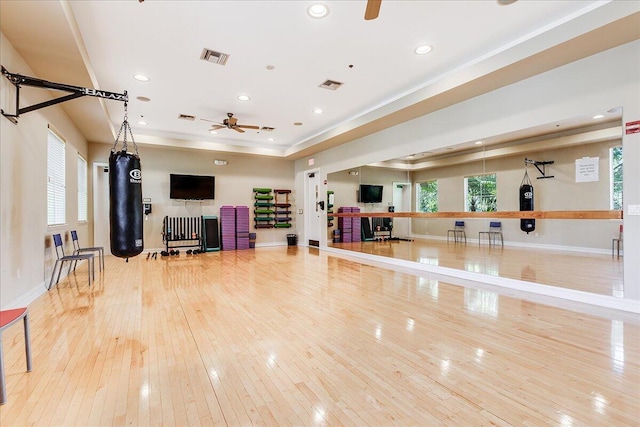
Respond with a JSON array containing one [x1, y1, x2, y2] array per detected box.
[[109, 105, 144, 259], [520, 169, 535, 233]]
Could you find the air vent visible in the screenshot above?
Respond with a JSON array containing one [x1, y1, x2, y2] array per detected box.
[[178, 114, 196, 121], [200, 48, 230, 66], [260, 126, 275, 132], [319, 79, 343, 90]]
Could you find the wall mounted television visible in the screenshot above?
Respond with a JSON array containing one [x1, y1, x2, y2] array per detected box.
[[358, 184, 383, 203], [170, 174, 215, 200]]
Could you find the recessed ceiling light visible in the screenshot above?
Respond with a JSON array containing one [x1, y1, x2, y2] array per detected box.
[[475, 140, 483, 145], [136, 96, 151, 102], [308, 3, 329, 18], [313, 108, 323, 114], [265, 65, 275, 71], [133, 74, 150, 82], [237, 95, 250, 101], [268, 138, 274, 142], [137, 121, 147, 125], [592, 114, 604, 119], [414, 45, 433, 55], [293, 122, 303, 126], [497, 0, 518, 5], [209, 130, 218, 135]]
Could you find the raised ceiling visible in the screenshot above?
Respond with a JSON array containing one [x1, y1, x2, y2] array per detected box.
[[1, 1, 638, 159]]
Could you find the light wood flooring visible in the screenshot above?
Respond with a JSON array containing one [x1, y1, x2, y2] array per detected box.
[[330, 238, 625, 297], [0, 247, 638, 426]]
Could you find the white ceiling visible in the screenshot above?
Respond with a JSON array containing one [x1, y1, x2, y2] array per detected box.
[[1, 1, 638, 160]]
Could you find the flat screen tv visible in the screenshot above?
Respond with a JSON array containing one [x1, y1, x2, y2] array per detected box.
[[170, 174, 215, 200], [358, 184, 383, 203]]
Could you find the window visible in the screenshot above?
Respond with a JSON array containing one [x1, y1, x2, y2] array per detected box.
[[417, 180, 438, 212], [78, 155, 88, 221], [611, 146, 623, 210], [47, 128, 66, 225], [465, 173, 497, 212]]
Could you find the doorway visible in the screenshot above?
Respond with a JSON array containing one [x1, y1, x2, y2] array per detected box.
[[305, 171, 321, 247], [93, 162, 111, 254], [392, 182, 412, 238]]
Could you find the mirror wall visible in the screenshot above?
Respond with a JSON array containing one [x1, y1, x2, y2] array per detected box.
[[327, 114, 624, 297]]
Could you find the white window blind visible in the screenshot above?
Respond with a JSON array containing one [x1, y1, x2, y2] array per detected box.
[[47, 128, 66, 226], [78, 155, 88, 221]]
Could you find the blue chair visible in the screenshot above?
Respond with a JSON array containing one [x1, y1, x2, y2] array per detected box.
[[479, 221, 503, 247], [48, 234, 95, 290], [447, 221, 466, 244], [70, 230, 104, 271]]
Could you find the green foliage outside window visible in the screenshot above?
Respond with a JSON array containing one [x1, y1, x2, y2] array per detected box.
[[465, 174, 497, 212], [611, 146, 623, 210], [417, 180, 438, 212]]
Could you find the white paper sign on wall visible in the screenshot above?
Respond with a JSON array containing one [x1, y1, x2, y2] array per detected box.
[[575, 157, 599, 183]]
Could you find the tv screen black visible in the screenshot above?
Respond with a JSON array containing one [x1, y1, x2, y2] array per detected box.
[[170, 174, 215, 200], [358, 184, 383, 203]]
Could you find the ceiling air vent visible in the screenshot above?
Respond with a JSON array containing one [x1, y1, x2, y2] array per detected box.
[[177, 114, 196, 121], [260, 126, 275, 131], [200, 48, 230, 66], [319, 79, 343, 90]]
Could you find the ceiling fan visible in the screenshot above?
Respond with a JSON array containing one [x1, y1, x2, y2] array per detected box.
[[202, 112, 260, 133], [365, 0, 381, 20]]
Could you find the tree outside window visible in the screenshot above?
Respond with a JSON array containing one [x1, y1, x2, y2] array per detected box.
[[611, 146, 623, 210], [417, 180, 438, 212], [465, 174, 497, 212]]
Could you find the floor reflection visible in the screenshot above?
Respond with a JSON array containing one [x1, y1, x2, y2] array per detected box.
[[330, 239, 623, 296]]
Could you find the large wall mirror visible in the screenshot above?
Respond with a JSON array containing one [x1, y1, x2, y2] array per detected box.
[[326, 111, 624, 298]]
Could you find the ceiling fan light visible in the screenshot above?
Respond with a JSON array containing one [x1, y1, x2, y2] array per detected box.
[[308, 3, 329, 19], [414, 45, 433, 55]]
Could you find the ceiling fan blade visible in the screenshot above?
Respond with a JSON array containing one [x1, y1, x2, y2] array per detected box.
[[209, 125, 224, 130], [233, 127, 245, 133], [237, 125, 260, 130], [364, 0, 381, 20]]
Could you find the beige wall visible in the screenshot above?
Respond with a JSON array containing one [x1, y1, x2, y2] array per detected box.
[[410, 139, 622, 249], [1, 33, 90, 307], [88, 143, 296, 251]]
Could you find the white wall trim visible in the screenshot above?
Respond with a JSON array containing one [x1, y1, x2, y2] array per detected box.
[[2, 281, 47, 310]]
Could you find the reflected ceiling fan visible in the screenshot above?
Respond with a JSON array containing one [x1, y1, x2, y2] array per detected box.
[[202, 112, 259, 133], [365, 0, 381, 20]]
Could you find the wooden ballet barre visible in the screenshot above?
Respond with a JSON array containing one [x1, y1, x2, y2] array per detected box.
[[332, 210, 622, 220]]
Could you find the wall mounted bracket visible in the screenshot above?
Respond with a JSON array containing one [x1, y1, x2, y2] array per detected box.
[[525, 158, 554, 179], [1, 66, 127, 124]]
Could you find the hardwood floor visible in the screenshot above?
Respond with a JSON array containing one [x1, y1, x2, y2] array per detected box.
[[1, 247, 638, 426], [330, 238, 624, 297]]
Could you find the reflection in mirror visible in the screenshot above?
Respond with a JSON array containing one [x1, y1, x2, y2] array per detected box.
[[327, 111, 624, 297]]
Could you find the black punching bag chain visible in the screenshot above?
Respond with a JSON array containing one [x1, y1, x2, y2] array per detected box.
[[109, 100, 144, 259], [112, 101, 139, 156]]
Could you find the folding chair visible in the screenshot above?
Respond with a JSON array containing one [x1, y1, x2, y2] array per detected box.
[[70, 230, 104, 271], [447, 221, 466, 244], [0, 307, 32, 405], [612, 224, 623, 258], [48, 234, 95, 290], [479, 221, 503, 247]]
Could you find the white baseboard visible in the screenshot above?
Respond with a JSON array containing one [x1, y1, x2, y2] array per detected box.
[[2, 280, 48, 310], [410, 234, 616, 256]]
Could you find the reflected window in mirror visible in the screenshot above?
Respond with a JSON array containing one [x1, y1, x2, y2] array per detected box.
[[465, 174, 497, 212], [417, 180, 438, 212], [610, 146, 623, 210]]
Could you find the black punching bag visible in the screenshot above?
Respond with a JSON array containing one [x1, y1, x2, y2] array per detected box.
[[109, 149, 144, 258], [520, 169, 535, 233]]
